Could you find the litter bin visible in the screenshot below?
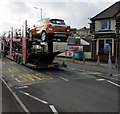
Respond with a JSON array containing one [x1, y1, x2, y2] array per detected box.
[[73, 52, 83, 60]]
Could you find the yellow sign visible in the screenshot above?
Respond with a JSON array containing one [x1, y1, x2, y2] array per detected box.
[[48, 65, 55, 68]]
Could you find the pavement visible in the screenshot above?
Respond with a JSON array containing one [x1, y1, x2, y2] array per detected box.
[[56, 56, 120, 82]]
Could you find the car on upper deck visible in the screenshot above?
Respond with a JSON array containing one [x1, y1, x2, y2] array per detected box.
[[30, 18, 70, 42]]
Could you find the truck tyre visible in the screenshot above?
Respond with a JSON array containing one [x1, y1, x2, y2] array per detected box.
[[14, 54, 16, 62], [17, 55, 21, 64], [41, 31, 47, 41], [2, 51, 6, 57], [13, 54, 16, 61], [15, 55, 18, 63], [19, 57, 23, 65]]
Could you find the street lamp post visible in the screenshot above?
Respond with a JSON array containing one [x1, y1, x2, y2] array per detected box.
[[34, 7, 42, 20]]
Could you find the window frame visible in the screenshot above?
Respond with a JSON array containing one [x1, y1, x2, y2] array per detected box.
[[100, 19, 111, 30]]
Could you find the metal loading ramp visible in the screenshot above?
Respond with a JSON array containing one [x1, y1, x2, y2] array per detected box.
[[27, 52, 61, 64]]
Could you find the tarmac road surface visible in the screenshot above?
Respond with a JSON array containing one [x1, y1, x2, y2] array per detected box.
[[1, 57, 119, 113]]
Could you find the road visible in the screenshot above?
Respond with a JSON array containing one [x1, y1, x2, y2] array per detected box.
[[2, 81, 25, 113], [1, 57, 119, 113]]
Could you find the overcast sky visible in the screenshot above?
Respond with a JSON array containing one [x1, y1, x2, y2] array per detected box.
[[0, 0, 119, 34]]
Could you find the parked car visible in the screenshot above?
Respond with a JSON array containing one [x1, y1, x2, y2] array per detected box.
[[30, 18, 70, 42]]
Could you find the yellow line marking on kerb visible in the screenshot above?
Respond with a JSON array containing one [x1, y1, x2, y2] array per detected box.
[[59, 77, 69, 81]]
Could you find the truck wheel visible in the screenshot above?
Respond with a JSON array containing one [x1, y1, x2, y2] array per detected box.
[[17, 57, 20, 64], [14, 54, 17, 62], [2, 51, 6, 57], [20, 57, 23, 65], [13, 55, 15, 61], [41, 32, 47, 41], [15, 55, 18, 63]]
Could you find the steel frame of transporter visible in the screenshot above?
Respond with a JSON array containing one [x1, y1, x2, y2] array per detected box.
[[1, 20, 67, 68]]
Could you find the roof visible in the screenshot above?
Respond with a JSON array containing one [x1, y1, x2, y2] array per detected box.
[[91, 1, 120, 21]]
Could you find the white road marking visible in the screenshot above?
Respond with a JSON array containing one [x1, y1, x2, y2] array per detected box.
[[1, 76, 30, 113], [19, 90, 48, 104], [89, 72, 102, 75], [70, 67, 75, 70], [49, 105, 59, 114], [19, 90, 59, 113], [107, 80, 120, 87], [96, 79, 105, 81], [15, 86, 28, 89], [113, 74, 119, 77], [76, 69, 85, 72], [68, 68, 86, 72], [59, 77, 69, 81]]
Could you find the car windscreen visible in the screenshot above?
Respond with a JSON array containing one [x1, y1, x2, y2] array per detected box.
[[50, 19, 65, 25]]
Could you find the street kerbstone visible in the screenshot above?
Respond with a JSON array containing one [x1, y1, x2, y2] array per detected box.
[[56, 57, 120, 81]]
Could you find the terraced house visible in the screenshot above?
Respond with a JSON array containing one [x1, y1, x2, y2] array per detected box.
[[90, 1, 120, 65]]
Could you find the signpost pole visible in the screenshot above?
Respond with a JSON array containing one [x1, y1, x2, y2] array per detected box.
[[108, 44, 112, 76], [104, 43, 112, 76]]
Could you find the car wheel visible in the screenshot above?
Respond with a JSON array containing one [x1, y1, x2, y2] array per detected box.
[[41, 32, 47, 41]]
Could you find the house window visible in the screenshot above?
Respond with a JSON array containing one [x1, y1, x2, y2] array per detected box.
[[101, 20, 111, 30]]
